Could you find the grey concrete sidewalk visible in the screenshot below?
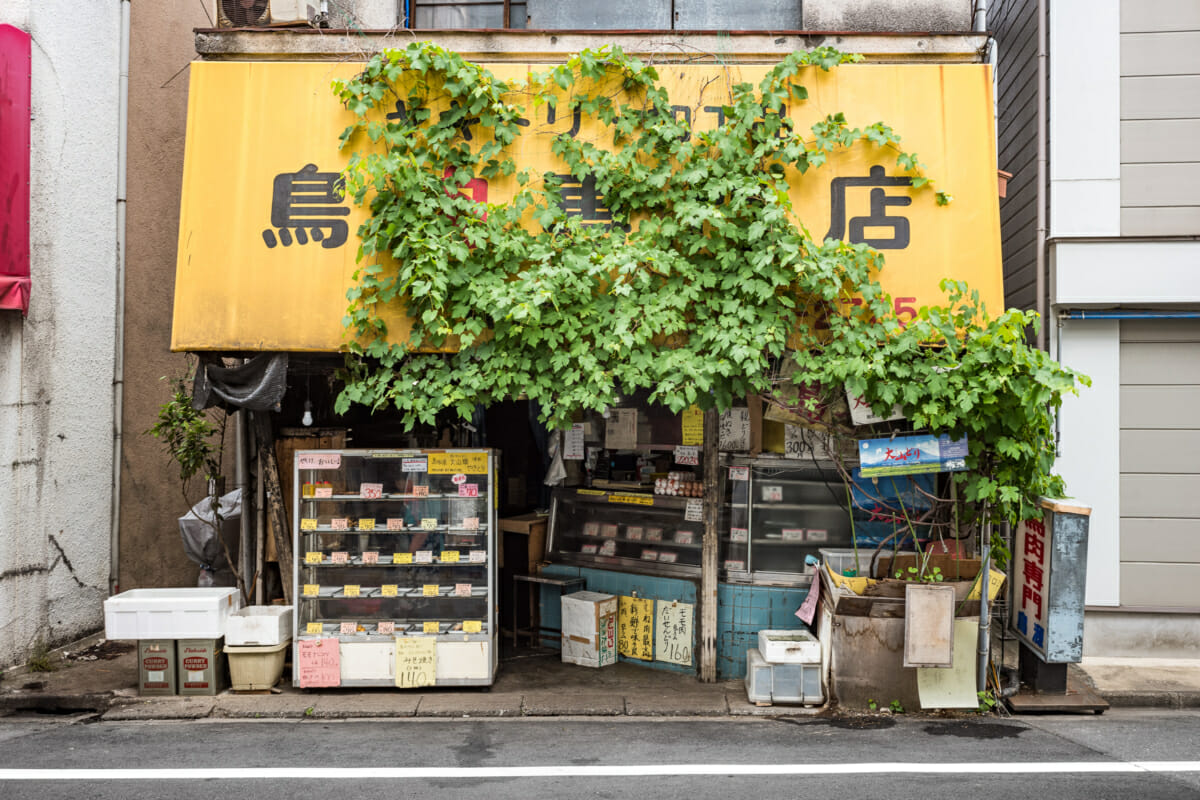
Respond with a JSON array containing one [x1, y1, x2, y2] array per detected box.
[[3, 636, 1199, 720]]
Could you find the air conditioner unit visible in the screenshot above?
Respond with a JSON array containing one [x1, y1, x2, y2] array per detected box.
[[216, 0, 314, 27]]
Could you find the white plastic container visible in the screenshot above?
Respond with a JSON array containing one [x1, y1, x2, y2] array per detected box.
[[225, 605, 293, 646], [560, 591, 617, 668], [104, 587, 242, 640], [745, 648, 824, 706], [758, 629, 821, 664]]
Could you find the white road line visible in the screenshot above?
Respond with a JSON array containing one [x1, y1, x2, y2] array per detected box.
[[0, 762, 1199, 780]]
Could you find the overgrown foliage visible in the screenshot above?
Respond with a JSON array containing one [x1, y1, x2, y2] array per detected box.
[[332, 42, 1087, 530], [148, 375, 223, 489]]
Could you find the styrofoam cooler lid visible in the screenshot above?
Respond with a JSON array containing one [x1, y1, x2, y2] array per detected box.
[[562, 591, 614, 603]]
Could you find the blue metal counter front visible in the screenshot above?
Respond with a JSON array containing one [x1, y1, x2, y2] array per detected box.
[[538, 565, 812, 679]]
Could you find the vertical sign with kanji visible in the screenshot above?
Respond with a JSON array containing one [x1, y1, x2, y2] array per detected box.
[[1011, 499, 1092, 663], [617, 596, 653, 660]]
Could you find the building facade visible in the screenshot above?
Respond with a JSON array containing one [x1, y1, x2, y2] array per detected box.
[[0, 0, 123, 667], [992, 0, 1200, 656]]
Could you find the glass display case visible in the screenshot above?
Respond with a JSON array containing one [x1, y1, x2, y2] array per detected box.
[[721, 456, 853, 586], [292, 449, 496, 687], [547, 488, 704, 578]]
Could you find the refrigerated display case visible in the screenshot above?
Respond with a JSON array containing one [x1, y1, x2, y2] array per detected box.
[[546, 488, 704, 578], [292, 449, 496, 687], [721, 456, 853, 586]]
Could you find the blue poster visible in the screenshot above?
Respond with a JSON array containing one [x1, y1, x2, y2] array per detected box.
[[858, 434, 968, 477]]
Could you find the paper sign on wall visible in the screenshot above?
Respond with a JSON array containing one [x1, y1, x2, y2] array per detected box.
[[618, 596, 654, 660], [428, 451, 487, 475], [719, 408, 750, 451], [681, 405, 704, 445], [564, 424, 585, 460], [394, 636, 437, 688], [298, 453, 340, 470], [655, 600, 694, 666], [674, 445, 700, 466], [604, 408, 638, 450], [297, 638, 340, 687]]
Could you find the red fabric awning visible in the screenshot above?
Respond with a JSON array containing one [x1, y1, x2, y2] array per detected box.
[[0, 24, 31, 315]]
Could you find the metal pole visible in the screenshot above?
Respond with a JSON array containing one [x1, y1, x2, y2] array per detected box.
[[699, 408, 720, 682], [977, 504, 992, 693]]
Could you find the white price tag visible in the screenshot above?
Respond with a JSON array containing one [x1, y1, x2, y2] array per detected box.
[[684, 498, 703, 522], [674, 445, 700, 466]]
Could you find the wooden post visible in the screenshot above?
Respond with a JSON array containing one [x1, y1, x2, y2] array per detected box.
[[699, 407, 720, 682], [252, 412, 293, 604]]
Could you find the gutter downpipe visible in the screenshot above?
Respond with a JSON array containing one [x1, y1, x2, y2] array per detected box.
[[109, 0, 131, 596], [1036, 0, 1048, 350]]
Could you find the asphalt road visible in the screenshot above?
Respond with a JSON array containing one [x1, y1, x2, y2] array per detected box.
[[1, 709, 1198, 799]]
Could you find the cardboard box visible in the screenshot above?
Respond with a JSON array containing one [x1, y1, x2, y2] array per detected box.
[[561, 591, 617, 668]]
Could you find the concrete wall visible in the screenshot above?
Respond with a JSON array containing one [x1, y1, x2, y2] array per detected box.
[[117, 0, 214, 594], [0, 0, 121, 667]]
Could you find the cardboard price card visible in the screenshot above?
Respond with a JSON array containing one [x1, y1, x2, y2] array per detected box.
[[462, 517, 479, 530], [386, 518, 405, 531], [300, 518, 318, 531], [297, 637, 340, 687], [441, 550, 460, 563], [330, 551, 349, 564], [422, 621, 441, 634], [358, 518, 376, 531], [463, 620, 482, 634], [454, 583, 472, 597], [469, 550, 487, 563], [304, 551, 323, 564], [395, 636, 437, 688], [331, 518, 350, 531], [342, 585, 360, 598], [362, 551, 379, 565], [422, 584, 440, 597], [306, 622, 324, 635], [393, 552, 413, 564], [339, 621, 358, 635], [415, 550, 433, 564], [376, 621, 395, 635], [359, 483, 384, 499], [381, 584, 398, 597], [303, 584, 320, 597], [314, 486, 333, 498], [458, 483, 479, 498], [420, 518, 439, 531], [412, 485, 429, 497]]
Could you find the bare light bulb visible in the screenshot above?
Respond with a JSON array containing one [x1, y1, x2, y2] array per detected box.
[[301, 400, 313, 427]]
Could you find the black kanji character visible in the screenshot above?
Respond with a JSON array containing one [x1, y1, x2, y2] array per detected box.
[[824, 165, 913, 249], [261, 164, 350, 249]]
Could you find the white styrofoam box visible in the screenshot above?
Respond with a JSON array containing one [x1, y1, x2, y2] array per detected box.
[[104, 588, 242, 640], [339, 642, 394, 682], [436, 641, 490, 680], [758, 629, 820, 664], [561, 591, 617, 668], [225, 605, 293, 646], [745, 648, 824, 706]]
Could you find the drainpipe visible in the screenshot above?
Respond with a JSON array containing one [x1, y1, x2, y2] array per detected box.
[[1035, 0, 1048, 350], [109, 0, 131, 596], [977, 505, 992, 693], [971, 0, 987, 32]]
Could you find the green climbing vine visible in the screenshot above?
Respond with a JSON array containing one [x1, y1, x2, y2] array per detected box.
[[332, 42, 1088, 532]]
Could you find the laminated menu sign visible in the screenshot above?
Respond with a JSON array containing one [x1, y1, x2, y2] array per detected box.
[[428, 451, 487, 475], [564, 424, 585, 460], [604, 408, 638, 450], [719, 408, 750, 451], [618, 596, 654, 660], [297, 638, 340, 687], [394, 636, 437, 688], [681, 405, 704, 445], [298, 453, 341, 470], [656, 600, 694, 666]]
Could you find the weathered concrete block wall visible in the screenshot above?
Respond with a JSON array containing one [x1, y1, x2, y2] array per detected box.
[[0, 0, 121, 667]]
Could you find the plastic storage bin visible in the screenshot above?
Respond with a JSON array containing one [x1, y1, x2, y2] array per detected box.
[[227, 641, 290, 691], [226, 605, 293, 646], [745, 648, 824, 706], [758, 629, 821, 664], [104, 588, 242, 640]]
